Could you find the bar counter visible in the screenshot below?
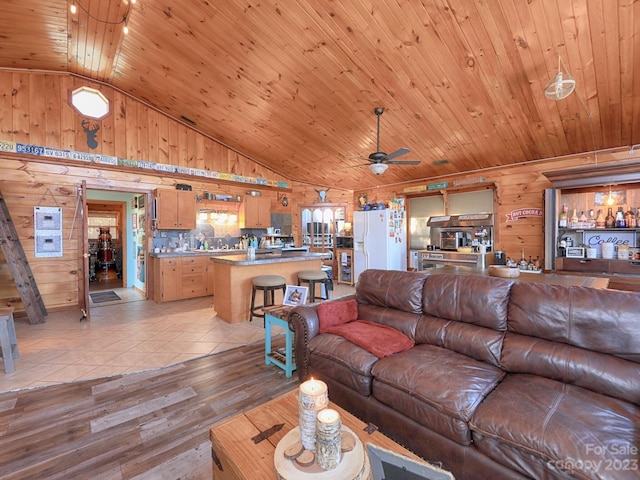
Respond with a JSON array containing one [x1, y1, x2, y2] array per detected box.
[[210, 252, 329, 323], [424, 265, 610, 289]]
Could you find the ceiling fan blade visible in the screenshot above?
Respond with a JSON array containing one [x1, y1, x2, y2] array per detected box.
[[384, 147, 410, 161], [386, 160, 420, 165], [347, 154, 371, 161]]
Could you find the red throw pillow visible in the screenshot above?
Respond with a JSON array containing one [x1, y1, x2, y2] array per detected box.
[[318, 299, 358, 333], [325, 320, 414, 358]]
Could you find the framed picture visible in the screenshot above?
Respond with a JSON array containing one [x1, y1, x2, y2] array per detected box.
[[132, 213, 138, 229], [131, 197, 138, 208], [283, 285, 308, 306], [138, 194, 145, 208]]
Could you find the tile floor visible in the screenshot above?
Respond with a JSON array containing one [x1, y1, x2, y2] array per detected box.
[[0, 283, 355, 393]]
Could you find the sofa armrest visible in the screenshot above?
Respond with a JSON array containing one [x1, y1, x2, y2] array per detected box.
[[288, 305, 320, 383]]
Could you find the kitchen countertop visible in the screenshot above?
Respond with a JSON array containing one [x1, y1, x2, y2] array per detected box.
[[209, 251, 329, 266], [149, 248, 281, 258]]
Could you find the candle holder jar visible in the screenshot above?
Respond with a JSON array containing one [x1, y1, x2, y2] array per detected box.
[[298, 379, 328, 450], [316, 408, 342, 470]]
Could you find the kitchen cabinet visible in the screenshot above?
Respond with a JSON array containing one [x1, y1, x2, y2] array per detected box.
[[241, 196, 271, 228], [155, 189, 196, 230], [336, 248, 353, 285], [153, 256, 210, 302], [154, 257, 181, 302]]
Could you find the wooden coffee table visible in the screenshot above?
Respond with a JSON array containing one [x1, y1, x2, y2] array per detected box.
[[209, 389, 423, 479]]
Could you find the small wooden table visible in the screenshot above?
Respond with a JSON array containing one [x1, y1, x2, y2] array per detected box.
[[264, 306, 296, 378], [209, 389, 423, 479]]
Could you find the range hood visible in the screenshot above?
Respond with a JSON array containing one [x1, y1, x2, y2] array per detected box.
[[427, 213, 493, 228]]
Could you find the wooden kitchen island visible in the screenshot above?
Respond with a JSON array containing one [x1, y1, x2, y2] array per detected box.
[[210, 252, 328, 323]]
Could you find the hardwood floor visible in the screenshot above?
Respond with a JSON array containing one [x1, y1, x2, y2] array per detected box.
[[0, 339, 297, 479]]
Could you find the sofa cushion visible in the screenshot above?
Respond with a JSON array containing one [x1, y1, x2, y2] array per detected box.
[[470, 374, 640, 480], [508, 282, 640, 363], [421, 274, 513, 330], [506, 283, 640, 405], [325, 320, 414, 358], [371, 344, 506, 445], [502, 331, 640, 407], [356, 304, 421, 340], [317, 298, 358, 333], [308, 334, 379, 396], [415, 316, 505, 367], [356, 269, 427, 314]]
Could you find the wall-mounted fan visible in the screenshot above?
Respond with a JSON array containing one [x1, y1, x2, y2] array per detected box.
[[357, 107, 420, 175]]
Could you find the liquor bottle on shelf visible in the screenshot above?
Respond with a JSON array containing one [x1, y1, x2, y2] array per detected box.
[[615, 207, 626, 228], [605, 207, 616, 228], [578, 211, 587, 228], [558, 203, 568, 228], [569, 209, 579, 229], [625, 205, 636, 228], [595, 209, 605, 228], [587, 209, 596, 229], [518, 251, 528, 270]]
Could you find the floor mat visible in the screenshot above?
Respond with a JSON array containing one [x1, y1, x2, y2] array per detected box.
[[90, 291, 121, 303]]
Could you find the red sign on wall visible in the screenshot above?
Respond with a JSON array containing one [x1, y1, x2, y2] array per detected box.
[[506, 208, 543, 223]]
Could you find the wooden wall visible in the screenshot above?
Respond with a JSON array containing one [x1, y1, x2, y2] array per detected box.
[[0, 70, 356, 314], [354, 151, 632, 263], [2, 69, 633, 315]]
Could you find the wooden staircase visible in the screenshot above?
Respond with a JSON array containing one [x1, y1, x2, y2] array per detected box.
[[0, 190, 47, 324]]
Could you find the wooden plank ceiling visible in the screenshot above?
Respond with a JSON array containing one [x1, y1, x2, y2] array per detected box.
[[1, 0, 639, 191]]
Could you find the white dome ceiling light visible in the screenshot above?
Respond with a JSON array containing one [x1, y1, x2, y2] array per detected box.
[[369, 163, 388, 175]]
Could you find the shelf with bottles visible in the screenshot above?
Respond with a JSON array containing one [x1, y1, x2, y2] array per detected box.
[[558, 227, 640, 233], [558, 203, 638, 230]]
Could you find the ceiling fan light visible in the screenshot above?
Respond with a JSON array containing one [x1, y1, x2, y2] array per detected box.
[[369, 163, 388, 175]]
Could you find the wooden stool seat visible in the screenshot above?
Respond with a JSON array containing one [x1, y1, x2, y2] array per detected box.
[[250, 275, 286, 323], [0, 307, 19, 374], [297, 270, 330, 303]]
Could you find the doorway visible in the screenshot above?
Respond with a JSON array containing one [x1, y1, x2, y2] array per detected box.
[[85, 189, 148, 301], [87, 200, 125, 292]]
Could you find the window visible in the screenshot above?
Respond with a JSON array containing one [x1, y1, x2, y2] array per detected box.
[[88, 213, 119, 240], [70, 86, 110, 119]]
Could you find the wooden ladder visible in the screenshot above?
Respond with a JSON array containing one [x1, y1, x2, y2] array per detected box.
[[0, 190, 47, 324]]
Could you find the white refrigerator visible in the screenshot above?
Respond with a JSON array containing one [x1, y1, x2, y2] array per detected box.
[[353, 209, 407, 281]]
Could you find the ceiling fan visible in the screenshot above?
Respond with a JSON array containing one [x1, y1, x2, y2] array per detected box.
[[544, 55, 576, 101], [359, 107, 420, 175]]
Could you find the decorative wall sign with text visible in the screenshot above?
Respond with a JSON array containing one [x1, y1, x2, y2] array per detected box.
[[505, 208, 543, 223], [0, 139, 289, 189]]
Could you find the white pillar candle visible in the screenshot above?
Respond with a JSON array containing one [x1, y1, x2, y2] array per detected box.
[[298, 379, 328, 450], [316, 408, 342, 470]]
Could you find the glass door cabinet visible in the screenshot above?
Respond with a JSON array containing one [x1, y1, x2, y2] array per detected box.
[[300, 204, 347, 255]]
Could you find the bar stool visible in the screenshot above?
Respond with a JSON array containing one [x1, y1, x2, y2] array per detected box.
[[297, 270, 331, 303], [250, 275, 286, 323], [0, 307, 19, 374]]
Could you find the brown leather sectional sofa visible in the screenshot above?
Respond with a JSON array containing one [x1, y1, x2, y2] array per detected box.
[[289, 269, 640, 480]]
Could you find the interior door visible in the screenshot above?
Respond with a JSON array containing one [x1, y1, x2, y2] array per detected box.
[[78, 181, 90, 321]]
